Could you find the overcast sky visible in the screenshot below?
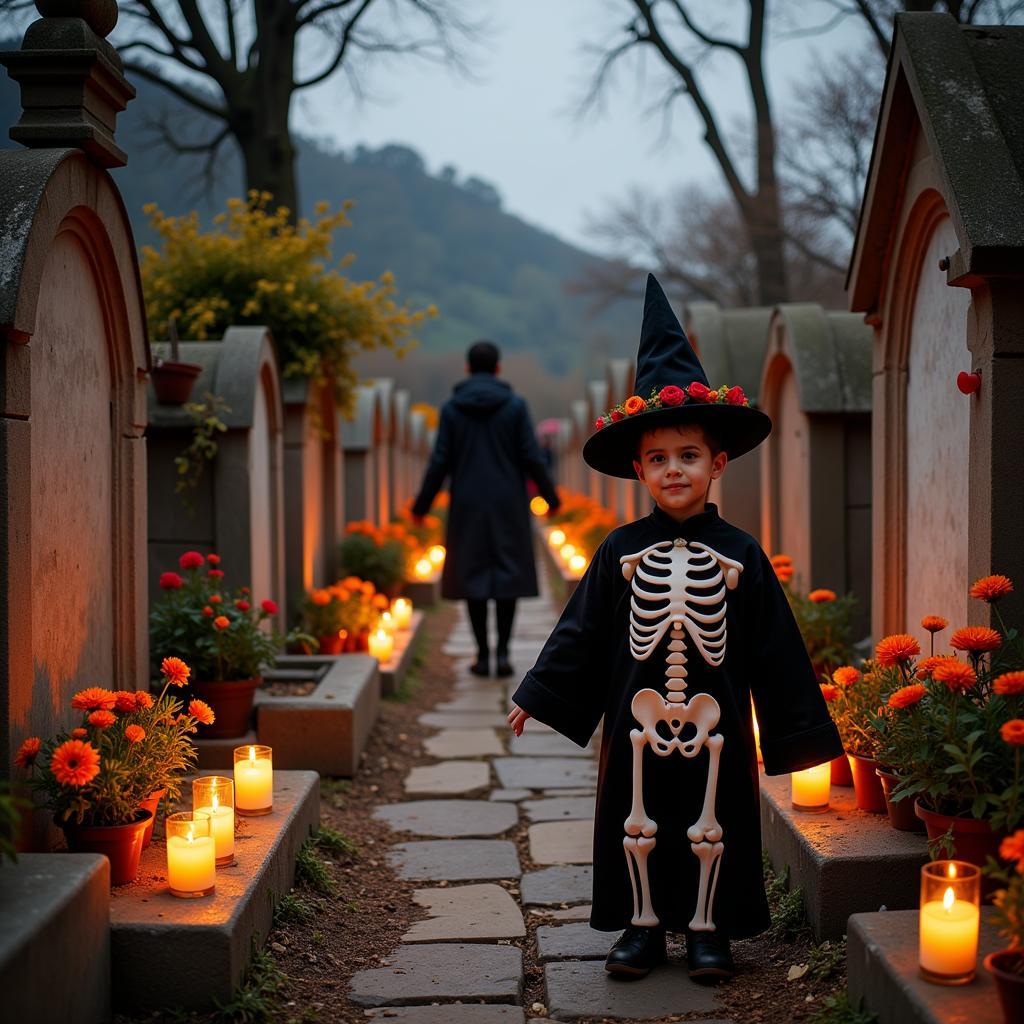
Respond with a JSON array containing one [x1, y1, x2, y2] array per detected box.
[[297, 0, 876, 251]]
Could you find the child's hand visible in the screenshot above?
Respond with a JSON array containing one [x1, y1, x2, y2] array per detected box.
[[507, 702, 531, 737]]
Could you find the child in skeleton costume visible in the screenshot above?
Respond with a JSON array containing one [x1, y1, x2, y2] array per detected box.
[[509, 275, 843, 982]]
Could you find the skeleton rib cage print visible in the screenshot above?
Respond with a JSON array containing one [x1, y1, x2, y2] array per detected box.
[[618, 537, 743, 932]]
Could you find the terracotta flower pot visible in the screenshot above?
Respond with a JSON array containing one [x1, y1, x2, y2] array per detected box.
[[831, 753, 854, 787], [191, 677, 260, 738], [914, 799, 1007, 877], [985, 950, 1024, 1024], [875, 768, 924, 832], [138, 788, 167, 849], [151, 361, 201, 404], [318, 634, 343, 655], [62, 809, 152, 886], [848, 753, 887, 813]]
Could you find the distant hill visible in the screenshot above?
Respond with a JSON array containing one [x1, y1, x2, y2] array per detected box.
[[0, 61, 638, 416]]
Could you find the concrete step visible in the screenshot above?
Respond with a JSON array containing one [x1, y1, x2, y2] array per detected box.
[[759, 770, 928, 940], [109, 770, 319, 1012], [848, 910, 1004, 1023], [0, 853, 110, 1024]]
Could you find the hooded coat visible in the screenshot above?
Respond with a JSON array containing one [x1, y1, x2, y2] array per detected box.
[[412, 373, 559, 601]]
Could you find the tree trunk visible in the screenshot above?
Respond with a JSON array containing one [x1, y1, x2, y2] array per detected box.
[[237, 113, 298, 217]]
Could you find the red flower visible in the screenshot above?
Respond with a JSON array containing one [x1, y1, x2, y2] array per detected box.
[[159, 572, 183, 590], [970, 574, 1013, 603], [687, 381, 712, 402], [208, 569, 225, 580], [241, 586, 250, 595], [809, 589, 837, 603], [71, 687, 116, 711], [125, 725, 145, 744], [202, 605, 214, 617], [610, 409, 624, 422], [235, 599, 251, 612], [888, 683, 926, 709], [659, 385, 685, 407], [1001, 719, 1024, 746], [209, 595, 222, 604], [214, 615, 230, 630], [14, 737, 40, 768], [207, 553, 221, 566], [875, 634, 921, 667], [594, 417, 604, 430], [920, 615, 948, 634], [1000, 830, 1024, 872], [932, 659, 977, 693], [994, 672, 1024, 696], [832, 666, 861, 687], [71, 728, 88, 739], [726, 385, 746, 406], [261, 599, 278, 615], [179, 551, 205, 570], [87, 710, 116, 729], [820, 683, 838, 702]]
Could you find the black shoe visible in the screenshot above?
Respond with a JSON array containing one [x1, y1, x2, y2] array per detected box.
[[685, 928, 734, 982], [604, 926, 667, 978], [495, 651, 514, 677], [469, 654, 490, 677]]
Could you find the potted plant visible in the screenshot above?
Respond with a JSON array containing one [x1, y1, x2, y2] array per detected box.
[[301, 588, 346, 654], [333, 576, 388, 651], [150, 551, 307, 738], [13, 658, 213, 885], [985, 831, 1024, 1022], [338, 523, 407, 596], [150, 322, 202, 405], [827, 658, 888, 812]]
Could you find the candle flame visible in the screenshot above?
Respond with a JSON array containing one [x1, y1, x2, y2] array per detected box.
[[374, 628, 388, 641], [549, 528, 566, 547], [249, 745, 256, 765], [428, 545, 446, 565], [394, 598, 410, 611], [569, 554, 587, 573], [415, 558, 432, 578], [948, 862, 957, 879], [943, 886, 955, 912], [560, 543, 576, 560]]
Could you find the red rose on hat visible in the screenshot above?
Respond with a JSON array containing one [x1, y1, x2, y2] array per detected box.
[[726, 386, 746, 406], [610, 409, 624, 422], [659, 385, 685, 407], [594, 417, 604, 430], [687, 382, 712, 402]]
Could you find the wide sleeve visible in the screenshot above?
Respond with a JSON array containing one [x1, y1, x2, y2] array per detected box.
[[412, 404, 454, 518], [744, 549, 844, 775], [514, 399, 560, 511], [511, 537, 615, 746]]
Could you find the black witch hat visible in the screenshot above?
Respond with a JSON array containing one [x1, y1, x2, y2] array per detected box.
[[582, 274, 771, 479]]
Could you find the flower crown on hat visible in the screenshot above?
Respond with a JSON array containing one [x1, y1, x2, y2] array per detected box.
[[594, 381, 750, 431]]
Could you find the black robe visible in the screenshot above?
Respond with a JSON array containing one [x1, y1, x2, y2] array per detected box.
[[512, 503, 843, 938], [412, 374, 559, 601]]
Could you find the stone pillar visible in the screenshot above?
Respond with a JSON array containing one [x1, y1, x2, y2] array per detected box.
[[340, 385, 378, 524], [373, 378, 394, 527]]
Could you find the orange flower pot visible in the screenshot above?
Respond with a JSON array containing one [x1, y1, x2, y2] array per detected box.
[[62, 810, 152, 886], [874, 769, 923, 832], [915, 800, 1006, 890], [138, 788, 167, 849], [830, 753, 854, 787], [848, 753, 887, 813], [151, 361, 201, 404], [985, 951, 1024, 1024], [191, 678, 260, 738], [317, 634, 344, 655]]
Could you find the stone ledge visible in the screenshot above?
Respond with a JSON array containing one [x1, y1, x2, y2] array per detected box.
[[0, 853, 110, 1024], [404, 576, 442, 607], [256, 655, 380, 776], [759, 770, 928, 940], [379, 611, 425, 697], [109, 770, 320, 1012], [194, 729, 258, 771], [847, 911, 1004, 1024]]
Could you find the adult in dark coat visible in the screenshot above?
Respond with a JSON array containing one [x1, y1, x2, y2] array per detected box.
[[412, 340, 560, 677]]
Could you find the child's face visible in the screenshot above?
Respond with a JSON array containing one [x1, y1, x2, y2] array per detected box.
[[632, 424, 727, 519]]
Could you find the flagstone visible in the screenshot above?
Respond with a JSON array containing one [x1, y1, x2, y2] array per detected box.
[[388, 840, 522, 881], [522, 797, 594, 822], [420, 711, 511, 729], [405, 761, 491, 796], [520, 865, 593, 906], [365, 1008, 525, 1023], [493, 757, 597, 791], [349, 944, 523, 1007], [375, 800, 518, 838], [489, 788, 531, 802], [423, 729, 504, 759], [435, 693, 505, 712], [509, 732, 590, 757], [543, 960, 722, 1020], [528, 820, 594, 865], [547, 904, 593, 921], [536, 922, 611, 960], [403, 884, 526, 942]]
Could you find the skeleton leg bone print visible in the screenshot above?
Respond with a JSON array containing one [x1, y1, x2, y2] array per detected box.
[[618, 537, 742, 932]]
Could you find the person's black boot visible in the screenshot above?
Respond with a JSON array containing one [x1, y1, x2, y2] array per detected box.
[[469, 653, 490, 677], [495, 650, 514, 677], [604, 926, 667, 978], [685, 929, 734, 982]]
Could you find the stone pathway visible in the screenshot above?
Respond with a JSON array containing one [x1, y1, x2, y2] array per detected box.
[[350, 583, 733, 1022]]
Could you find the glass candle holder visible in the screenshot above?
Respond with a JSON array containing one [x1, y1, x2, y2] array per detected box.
[[166, 811, 215, 898], [368, 628, 395, 663], [233, 744, 273, 816], [548, 528, 566, 548], [192, 776, 235, 865], [428, 545, 445, 566], [379, 610, 397, 635], [791, 762, 831, 812], [919, 860, 980, 985], [414, 557, 432, 579], [391, 597, 413, 630]]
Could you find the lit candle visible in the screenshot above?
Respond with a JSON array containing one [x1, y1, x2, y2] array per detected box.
[[548, 528, 566, 547], [369, 627, 394, 663], [414, 557, 433, 579], [233, 744, 273, 816], [391, 597, 413, 630], [379, 610, 396, 634], [560, 543, 576, 561], [193, 776, 235, 865], [919, 861, 980, 984], [428, 545, 446, 566], [791, 762, 831, 812], [751, 699, 762, 764], [166, 812, 216, 898], [530, 496, 550, 516], [569, 554, 587, 575]]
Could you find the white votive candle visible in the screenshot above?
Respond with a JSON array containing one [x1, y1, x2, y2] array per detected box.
[[233, 745, 273, 816], [166, 812, 215, 898], [391, 598, 413, 630], [193, 776, 235, 865], [369, 627, 395, 663], [919, 861, 980, 984], [791, 762, 831, 812]]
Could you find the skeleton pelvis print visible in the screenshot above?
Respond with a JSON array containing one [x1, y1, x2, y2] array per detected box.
[[619, 538, 742, 931]]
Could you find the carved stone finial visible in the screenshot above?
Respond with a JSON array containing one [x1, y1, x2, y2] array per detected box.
[[0, 0, 134, 168]]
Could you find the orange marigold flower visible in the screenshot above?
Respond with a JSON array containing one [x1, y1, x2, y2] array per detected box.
[[888, 684, 927, 709], [124, 725, 145, 744], [809, 589, 837, 603], [994, 671, 1024, 696], [373, 594, 390, 610], [999, 830, 1024, 872], [1001, 719, 1024, 746], [134, 691, 154, 711], [970, 574, 1014, 603], [775, 565, 794, 583], [188, 700, 215, 726], [916, 655, 956, 679], [70, 687, 116, 711], [161, 657, 190, 687], [311, 589, 332, 606], [214, 615, 230, 630], [932, 659, 977, 693], [202, 606, 214, 617], [921, 615, 948, 633], [832, 666, 862, 687], [343, 576, 362, 589], [114, 690, 138, 712], [88, 710, 116, 729], [770, 554, 793, 568], [820, 683, 839, 702], [50, 739, 100, 787], [875, 634, 921, 667], [361, 581, 376, 596], [71, 728, 87, 739], [209, 594, 222, 604], [14, 737, 40, 768], [950, 626, 1002, 653], [623, 395, 647, 415]]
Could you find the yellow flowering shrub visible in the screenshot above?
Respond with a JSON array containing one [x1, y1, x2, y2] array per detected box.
[[140, 192, 438, 409]]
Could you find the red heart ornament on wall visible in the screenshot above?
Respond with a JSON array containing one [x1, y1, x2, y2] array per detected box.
[[956, 371, 981, 395]]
